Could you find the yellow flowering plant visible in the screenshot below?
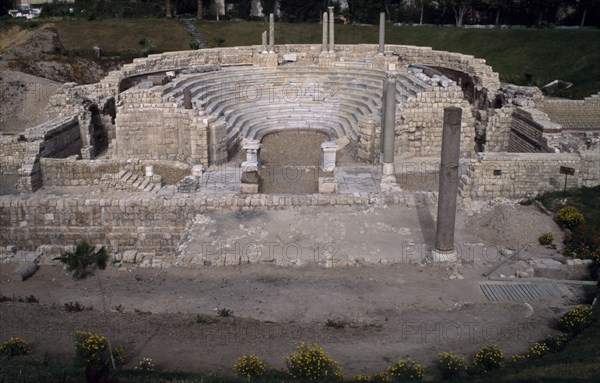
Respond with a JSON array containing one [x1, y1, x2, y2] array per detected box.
[[556, 206, 585, 229], [559, 305, 592, 334], [234, 354, 266, 379], [471, 345, 504, 374], [437, 352, 466, 379], [387, 358, 424, 382], [353, 372, 388, 382], [74, 331, 123, 367], [0, 337, 32, 357], [285, 342, 344, 381], [511, 342, 550, 363]]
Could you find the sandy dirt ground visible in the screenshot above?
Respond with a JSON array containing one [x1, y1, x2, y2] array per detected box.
[[0, 70, 60, 133], [0, 203, 587, 377]]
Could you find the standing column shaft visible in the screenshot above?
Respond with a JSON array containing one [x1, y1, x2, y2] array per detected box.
[[269, 13, 275, 52], [322, 12, 328, 52], [261, 31, 267, 52], [383, 74, 397, 164], [434, 107, 462, 253], [328, 7, 335, 52], [380, 80, 387, 160], [378, 12, 385, 54]]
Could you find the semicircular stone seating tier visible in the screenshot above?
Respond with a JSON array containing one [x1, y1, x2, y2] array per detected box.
[[160, 66, 430, 153]]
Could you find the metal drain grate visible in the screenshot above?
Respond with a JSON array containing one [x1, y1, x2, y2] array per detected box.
[[479, 282, 568, 302]]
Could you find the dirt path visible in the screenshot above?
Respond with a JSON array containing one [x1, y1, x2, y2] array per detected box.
[[0, 203, 582, 377]]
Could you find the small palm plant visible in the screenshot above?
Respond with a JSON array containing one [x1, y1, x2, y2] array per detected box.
[[54, 241, 108, 279]]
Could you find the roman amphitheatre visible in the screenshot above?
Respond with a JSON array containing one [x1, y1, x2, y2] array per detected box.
[[0, 11, 599, 382]]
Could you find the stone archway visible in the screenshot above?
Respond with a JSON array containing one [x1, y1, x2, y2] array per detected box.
[[258, 130, 330, 194]]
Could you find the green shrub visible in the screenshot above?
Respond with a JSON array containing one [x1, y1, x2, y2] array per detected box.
[[74, 331, 109, 365], [325, 319, 348, 329], [285, 342, 344, 381], [438, 352, 466, 379], [217, 308, 233, 317], [541, 333, 570, 352], [511, 342, 550, 363], [0, 337, 32, 357], [556, 206, 585, 229], [564, 223, 600, 261], [135, 357, 155, 372], [538, 232, 554, 246], [471, 345, 504, 374], [54, 241, 108, 280], [74, 331, 123, 367], [387, 358, 424, 381], [353, 372, 389, 382], [233, 354, 266, 379], [559, 305, 593, 334]]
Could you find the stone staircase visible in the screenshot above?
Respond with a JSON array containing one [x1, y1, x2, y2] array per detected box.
[[100, 170, 162, 193], [118, 170, 161, 193], [180, 19, 207, 49]]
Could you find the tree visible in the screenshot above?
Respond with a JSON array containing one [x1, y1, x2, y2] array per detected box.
[[448, 0, 469, 27], [279, 0, 325, 22], [260, 0, 277, 15], [0, 0, 14, 15], [483, 0, 508, 26], [197, 0, 203, 18], [347, 0, 386, 24], [165, 0, 172, 17]]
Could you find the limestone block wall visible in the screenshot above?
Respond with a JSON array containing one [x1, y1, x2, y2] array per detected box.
[[0, 196, 193, 254], [16, 115, 82, 192], [40, 158, 191, 187], [113, 89, 210, 166], [485, 107, 513, 151], [81, 45, 498, 101], [0, 192, 434, 257], [459, 152, 600, 201], [538, 93, 600, 131], [0, 135, 26, 174], [507, 107, 561, 153], [394, 86, 476, 158], [580, 150, 600, 187]]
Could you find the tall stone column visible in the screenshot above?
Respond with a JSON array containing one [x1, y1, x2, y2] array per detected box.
[[183, 89, 192, 109], [261, 31, 267, 53], [322, 12, 328, 53], [381, 72, 397, 181], [269, 13, 275, 52], [328, 6, 335, 53], [432, 107, 462, 262], [380, 78, 387, 163], [378, 12, 385, 54]]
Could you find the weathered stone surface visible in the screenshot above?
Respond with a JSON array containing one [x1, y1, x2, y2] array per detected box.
[[13, 262, 38, 281]]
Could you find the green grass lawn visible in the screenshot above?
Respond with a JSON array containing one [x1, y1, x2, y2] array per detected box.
[[197, 21, 600, 99], [52, 19, 194, 54]]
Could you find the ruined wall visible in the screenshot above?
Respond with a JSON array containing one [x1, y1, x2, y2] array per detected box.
[[485, 107, 513, 152], [72, 45, 498, 100], [538, 93, 600, 131], [113, 89, 210, 166], [507, 107, 561, 153], [459, 152, 600, 201], [16, 115, 82, 192], [40, 158, 191, 187], [0, 192, 434, 256], [0, 135, 26, 174], [394, 86, 476, 158]]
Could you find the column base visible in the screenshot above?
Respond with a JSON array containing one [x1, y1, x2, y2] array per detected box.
[[430, 249, 458, 263]]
